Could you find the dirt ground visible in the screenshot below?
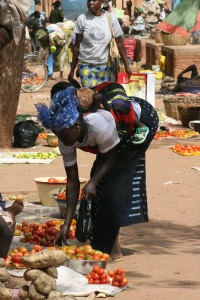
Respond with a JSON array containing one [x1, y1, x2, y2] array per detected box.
[[1, 71, 200, 300]]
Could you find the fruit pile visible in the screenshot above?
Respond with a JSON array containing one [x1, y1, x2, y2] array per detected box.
[[56, 244, 110, 261], [38, 133, 47, 139], [86, 266, 128, 287], [171, 144, 200, 156], [48, 177, 67, 183], [6, 245, 42, 269], [154, 129, 199, 140], [15, 219, 76, 246]]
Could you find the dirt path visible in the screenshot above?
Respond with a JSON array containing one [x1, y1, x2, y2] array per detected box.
[[1, 72, 200, 300]]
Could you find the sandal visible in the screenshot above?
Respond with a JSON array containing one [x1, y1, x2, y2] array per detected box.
[[132, 126, 149, 144]]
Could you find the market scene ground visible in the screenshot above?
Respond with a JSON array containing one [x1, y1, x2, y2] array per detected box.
[[0, 71, 200, 300]]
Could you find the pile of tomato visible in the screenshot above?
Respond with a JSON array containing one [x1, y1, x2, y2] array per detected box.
[[6, 245, 42, 269], [86, 265, 128, 287], [171, 144, 200, 155], [154, 129, 199, 140], [48, 177, 67, 183], [15, 219, 76, 247]]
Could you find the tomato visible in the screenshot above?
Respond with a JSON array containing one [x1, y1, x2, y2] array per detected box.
[[100, 278, 108, 284], [93, 254, 101, 260], [119, 277, 128, 287], [93, 279, 100, 284], [47, 220, 54, 227], [22, 221, 28, 227], [97, 268, 104, 275], [11, 255, 22, 264], [68, 230, 75, 239], [88, 278, 94, 284], [32, 224, 39, 230], [112, 280, 120, 287], [48, 178, 59, 183], [57, 192, 66, 200], [34, 245, 42, 251], [62, 178, 67, 183], [86, 274, 92, 280], [115, 268, 125, 275], [93, 265, 99, 272], [113, 274, 123, 282], [102, 253, 109, 260], [48, 227, 58, 236], [92, 273, 100, 280], [101, 273, 108, 279], [107, 270, 114, 277], [13, 263, 23, 268]]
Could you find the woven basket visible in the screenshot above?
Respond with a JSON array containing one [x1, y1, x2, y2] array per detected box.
[[153, 30, 163, 43], [161, 33, 190, 46], [177, 104, 200, 127], [163, 97, 200, 120]]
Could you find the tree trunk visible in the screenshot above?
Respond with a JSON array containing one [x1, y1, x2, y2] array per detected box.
[[0, 28, 25, 148]]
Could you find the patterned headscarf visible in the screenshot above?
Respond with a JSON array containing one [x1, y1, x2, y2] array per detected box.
[[35, 86, 80, 131]]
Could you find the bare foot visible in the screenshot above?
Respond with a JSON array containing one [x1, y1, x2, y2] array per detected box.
[[4, 200, 24, 216]]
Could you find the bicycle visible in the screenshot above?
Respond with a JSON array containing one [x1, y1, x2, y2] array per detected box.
[[21, 51, 48, 93]]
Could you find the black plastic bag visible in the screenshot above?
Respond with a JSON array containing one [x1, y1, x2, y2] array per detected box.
[[75, 199, 93, 243], [13, 120, 39, 148]]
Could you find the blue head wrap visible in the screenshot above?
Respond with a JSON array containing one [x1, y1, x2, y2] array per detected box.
[[35, 86, 80, 131]]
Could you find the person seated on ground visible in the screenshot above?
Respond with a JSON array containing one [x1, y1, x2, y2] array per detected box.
[[173, 64, 199, 93], [131, 6, 145, 36], [0, 200, 24, 258], [50, 81, 149, 145]]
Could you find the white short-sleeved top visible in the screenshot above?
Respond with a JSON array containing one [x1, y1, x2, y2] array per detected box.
[[74, 11, 123, 64], [59, 110, 120, 167]]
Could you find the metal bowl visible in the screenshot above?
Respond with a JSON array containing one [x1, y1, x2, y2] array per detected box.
[[65, 259, 107, 275]]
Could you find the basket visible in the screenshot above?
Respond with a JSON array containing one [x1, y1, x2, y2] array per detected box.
[[152, 30, 163, 43], [178, 104, 200, 127], [161, 33, 190, 46], [163, 97, 200, 120]]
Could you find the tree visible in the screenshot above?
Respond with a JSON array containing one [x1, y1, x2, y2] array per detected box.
[[0, 27, 25, 148]]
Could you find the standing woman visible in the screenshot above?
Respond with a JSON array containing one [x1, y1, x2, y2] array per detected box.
[[68, 0, 132, 87]]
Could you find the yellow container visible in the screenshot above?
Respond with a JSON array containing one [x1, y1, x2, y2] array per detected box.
[[34, 177, 88, 207]]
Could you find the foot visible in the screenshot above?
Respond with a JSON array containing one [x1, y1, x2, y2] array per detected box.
[[132, 126, 149, 144], [110, 243, 123, 261], [5, 200, 24, 216]]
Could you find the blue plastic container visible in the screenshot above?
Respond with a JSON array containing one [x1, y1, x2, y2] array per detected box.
[[0, 200, 7, 209], [61, 0, 88, 20]]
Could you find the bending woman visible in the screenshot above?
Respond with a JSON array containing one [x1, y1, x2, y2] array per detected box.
[[35, 83, 158, 260]]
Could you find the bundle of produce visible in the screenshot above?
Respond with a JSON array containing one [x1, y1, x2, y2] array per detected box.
[[123, 37, 137, 61], [171, 144, 200, 156], [154, 129, 199, 140], [0, 258, 12, 300], [19, 249, 66, 300]]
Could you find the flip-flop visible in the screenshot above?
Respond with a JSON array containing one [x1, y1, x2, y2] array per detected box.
[[108, 256, 123, 263], [132, 126, 149, 145]]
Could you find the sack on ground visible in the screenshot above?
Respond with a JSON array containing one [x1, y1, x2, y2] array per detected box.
[[13, 120, 39, 148], [75, 199, 93, 243]]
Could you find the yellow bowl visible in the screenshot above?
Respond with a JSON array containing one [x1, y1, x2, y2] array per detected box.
[[34, 177, 88, 207], [47, 133, 58, 147]]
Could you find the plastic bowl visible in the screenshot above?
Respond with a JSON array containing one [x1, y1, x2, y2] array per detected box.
[[34, 177, 88, 207], [65, 259, 107, 275], [47, 133, 58, 147]]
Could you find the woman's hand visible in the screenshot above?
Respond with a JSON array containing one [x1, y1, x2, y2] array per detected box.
[[125, 65, 132, 75], [81, 180, 96, 200], [53, 223, 69, 246], [68, 71, 74, 82]]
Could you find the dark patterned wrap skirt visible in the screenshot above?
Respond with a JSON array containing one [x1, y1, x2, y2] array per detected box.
[[90, 97, 159, 254]]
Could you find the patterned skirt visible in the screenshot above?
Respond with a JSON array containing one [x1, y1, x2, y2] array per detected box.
[[90, 98, 159, 254], [78, 61, 113, 87]]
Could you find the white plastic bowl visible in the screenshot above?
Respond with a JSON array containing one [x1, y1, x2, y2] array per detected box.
[[34, 177, 88, 207], [47, 133, 58, 147]]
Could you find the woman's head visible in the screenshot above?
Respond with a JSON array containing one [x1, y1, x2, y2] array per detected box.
[[35, 86, 80, 142], [50, 81, 73, 98], [134, 6, 143, 16], [53, 1, 61, 8], [88, 0, 102, 15]]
